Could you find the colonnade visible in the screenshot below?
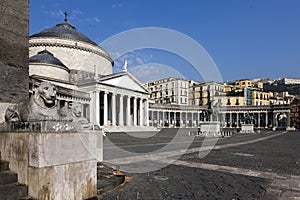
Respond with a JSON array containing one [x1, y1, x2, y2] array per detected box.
[[148, 106, 291, 129], [149, 110, 203, 128], [90, 90, 149, 127]]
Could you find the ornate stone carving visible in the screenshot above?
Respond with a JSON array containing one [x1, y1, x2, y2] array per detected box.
[[60, 101, 89, 125], [2, 82, 93, 132], [5, 82, 62, 122]]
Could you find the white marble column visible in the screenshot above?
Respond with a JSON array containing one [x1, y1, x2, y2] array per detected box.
[[111, 93, 116, 126], [236, 113, 239, 128], [119, 94, 124, 126], [139, 98, 143, 126], [103, 91, 108, 126], [133, 97, 137, 126], [126, 96, 131, 126], [197, 112, 200, 127], [146, 100, 149, 126], [91, 91, 100, 125]]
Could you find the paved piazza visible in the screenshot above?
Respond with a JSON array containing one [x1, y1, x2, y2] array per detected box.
[[102, 130, 300, 199]]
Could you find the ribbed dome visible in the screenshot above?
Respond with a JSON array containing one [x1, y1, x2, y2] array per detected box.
[[30, 21, 98, 46], [29, 50, 70, 72]]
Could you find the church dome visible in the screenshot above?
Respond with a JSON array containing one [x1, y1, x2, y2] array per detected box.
[[29, 50, 70, 81], [30, 21, 98, 46], [29, 19, 113, 75], [29, 50, 69, 72]]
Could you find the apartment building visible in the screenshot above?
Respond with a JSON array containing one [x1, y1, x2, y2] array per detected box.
[[144, 77, 189, 105]]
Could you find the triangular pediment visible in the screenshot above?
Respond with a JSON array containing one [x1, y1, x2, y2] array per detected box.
[[100, 72, 148, 93]]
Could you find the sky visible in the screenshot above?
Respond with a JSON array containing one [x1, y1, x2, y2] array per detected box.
[[30, 0, 300, 83]]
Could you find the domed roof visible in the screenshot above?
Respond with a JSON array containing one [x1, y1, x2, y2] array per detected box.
[[29, 50, 70, 72], [30, 21, 98, 46]]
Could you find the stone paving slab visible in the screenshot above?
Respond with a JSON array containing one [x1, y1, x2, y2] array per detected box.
[[162, 159, 300, 199], [103, 131, 299, 199], [101, 162, 270, 200]]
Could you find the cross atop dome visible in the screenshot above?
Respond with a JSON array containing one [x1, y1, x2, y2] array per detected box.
[[64, 11, 68, 22]]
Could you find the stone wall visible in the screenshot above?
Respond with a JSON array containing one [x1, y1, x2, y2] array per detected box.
[[0, 0, 29, 103]]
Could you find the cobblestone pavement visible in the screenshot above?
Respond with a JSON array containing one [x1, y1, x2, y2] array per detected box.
[[102, 130, 300, 199], [102, 163, 270, 200]]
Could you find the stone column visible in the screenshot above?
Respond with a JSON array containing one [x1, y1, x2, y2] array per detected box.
[[150, 110, 153, 127], [119, 94, 124, 126], [126, 96, 131, 126], [103, 91, 108, 126], [236, 112, 239, 128], [139, 98, 143, 126], [162, 111, 165, 127], [91, 91, 100, 125], [265, 112, 268, 128], [145, 100, 149, 126], [157, 111, 159, 127], [111, 93, 116, 126], [258, 112, 261, 128], [168, 112, 171, 127], [197, 112, 200, 127], [229, 112, 232, 128], [133, 97, 137, 126]]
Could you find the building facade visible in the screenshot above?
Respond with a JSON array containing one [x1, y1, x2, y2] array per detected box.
[[144, 77, 189, 105], [28, 19, 150, 130]]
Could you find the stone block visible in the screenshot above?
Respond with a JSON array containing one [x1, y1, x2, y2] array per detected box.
[[0, 171, 18, 185], [240, 124, 255, 134], [0, 183, 28, 200], [0, 131, 103, 200]]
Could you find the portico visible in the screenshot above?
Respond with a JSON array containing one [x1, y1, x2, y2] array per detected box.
[[78, 71, 149, 128]]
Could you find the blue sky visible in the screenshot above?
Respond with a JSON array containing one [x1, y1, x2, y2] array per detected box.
[[30, 0, 300, 83]]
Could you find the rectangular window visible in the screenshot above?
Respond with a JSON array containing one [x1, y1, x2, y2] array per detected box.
[[227, 99, 231, 105], [235, 99, 239, 105]]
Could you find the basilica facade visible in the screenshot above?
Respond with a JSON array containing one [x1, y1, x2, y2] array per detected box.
[[29, 18, 149, 130]]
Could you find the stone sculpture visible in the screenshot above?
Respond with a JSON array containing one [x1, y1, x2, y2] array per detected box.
[[5, 82, 61, 122], [60, 101, 89, 124], [3, 82, 90, 132]]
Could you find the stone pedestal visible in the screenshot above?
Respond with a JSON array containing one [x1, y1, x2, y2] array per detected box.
[[240, 124, 255, 134], [0, 131, 103, 200], [199, 121, 221, 137]]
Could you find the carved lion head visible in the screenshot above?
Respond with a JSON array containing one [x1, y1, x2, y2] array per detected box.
[[68, 102, 83, 118], [34, 82, 57, 107]]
